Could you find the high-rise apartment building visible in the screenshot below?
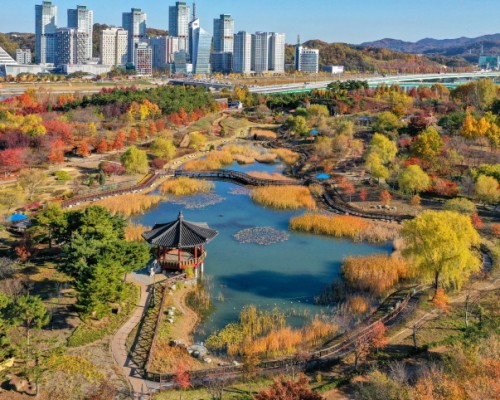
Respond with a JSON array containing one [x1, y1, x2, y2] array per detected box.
[[233, 31, 252, 74], [35, 1, 58, 64], [191, 26, 212, 75], [149, 36, 187, 70], [16, 49, 32, 64], [134, 42, 152, 75], [67, 5, 93, 60], [269, 33, 285, 73], [169, 2, 190, 39], [122, 8, 147, 65], [211, 14, 234, 73], [251, 32, 285, 73], [100, 28, 128, 66], [252, 32, 271, 73], [213, 14, 234, 53], [295, 45, 319, 73], [55, 28, 86, 66]]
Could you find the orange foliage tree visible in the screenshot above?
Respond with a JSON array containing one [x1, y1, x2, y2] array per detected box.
[[113, 130, 126, 150], [432, 288, 451, 312], [95, 139, 108, 154], [380, 190, 392, 205], [48, 139, 65, 163], [128, 128, 138, 144], [76, 140, 91, 157]]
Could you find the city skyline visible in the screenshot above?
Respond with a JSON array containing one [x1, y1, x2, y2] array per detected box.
[[1, 0, 499, 44]]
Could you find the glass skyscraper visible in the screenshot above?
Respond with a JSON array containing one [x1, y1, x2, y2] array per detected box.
[[35, 1, 58, 64], [192, 27, 212, 75], [68, 5, 93, 60], [122, 8, 147, 65]]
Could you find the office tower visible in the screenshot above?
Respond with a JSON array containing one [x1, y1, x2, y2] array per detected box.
[[134, 42, 152, 75], [35, 1, 58, 64], [55, 28, 86, 66], [233, 31, 252, 74], [188, 18, 200, 61], [16, 49, 32, 64], [269, 33, 285, 73], [252, 32, 271, 73], [173, 50, 188, 75], [149, 36, 187, 70], [100, 28, 128, 66], [191, 26, 212, 75], [296, 44, 319, 73], [169, 2, 190, 39], [211, 52, 232, 74], [122, 8, 147, 65], [213, 14, 234, 53], [68, 5, 93, 60]]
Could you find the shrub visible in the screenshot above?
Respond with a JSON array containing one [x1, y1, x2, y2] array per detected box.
[[290, 213, 399, 243], [251, 186, 316, 210], [53, 170, 72, 181], [92, 193, 163, 216], [342, 254, 411, 296], [160, 177, 213, 196], [68, 283, 139, 347]]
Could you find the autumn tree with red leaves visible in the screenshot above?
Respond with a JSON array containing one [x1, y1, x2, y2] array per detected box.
[[48, 139, 65, 163], [359, 188, 368, 202], [174, 362, 191, 400]]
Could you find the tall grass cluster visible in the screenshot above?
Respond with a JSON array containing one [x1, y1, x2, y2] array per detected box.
[[247, 171, 296, 182], [252, 128, 277, 140], [274, 148, 300, 164], [255, 153, 278, 164], [251, 186, 316, 210], [183, 151, 234, 170], [206, 305, 336, 358], [91, 193, 163, 216], [342, 254, 411, 296], [289, 213, 399, 243], [160, 177, 214, 196], [124, 223, 149, 241]]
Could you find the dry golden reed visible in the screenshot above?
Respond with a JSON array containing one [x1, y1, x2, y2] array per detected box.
[[91, 193, 163, 216], [183, 151, 233, 170], [160, 177, 213, 196], [255, 153, 278, 164], [289, 213, 399, 243], [251, 186, 316, 210], [273, 148, 300, 164], [342, 254, 411, 296], [252, 128, 277, 140], [124, 223, 149, 241], [247, 171, 297, 182]]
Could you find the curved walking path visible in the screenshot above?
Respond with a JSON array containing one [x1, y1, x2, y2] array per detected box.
[[111, 276, 152, 399]]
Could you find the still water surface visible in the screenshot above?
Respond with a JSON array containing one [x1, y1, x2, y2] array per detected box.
[[134, 162, 391, 338]]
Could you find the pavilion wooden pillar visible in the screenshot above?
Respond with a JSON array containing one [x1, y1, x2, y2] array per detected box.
[[194, 246, 198, 259], [178, 248, 181, 265]]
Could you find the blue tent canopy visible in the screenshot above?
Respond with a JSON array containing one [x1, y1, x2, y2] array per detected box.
[[7, 214, 28, 222], [315, 173, 331, 180], [309, 129, 320, 135]]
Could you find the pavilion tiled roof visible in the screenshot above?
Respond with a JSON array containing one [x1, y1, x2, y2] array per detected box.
[[142, 211, 218, 249]]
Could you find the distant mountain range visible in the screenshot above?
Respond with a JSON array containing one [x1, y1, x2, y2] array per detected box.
[[361, 34, 500, 63]]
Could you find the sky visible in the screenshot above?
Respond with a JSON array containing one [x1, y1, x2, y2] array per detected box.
[[1, 0, 499, 44]]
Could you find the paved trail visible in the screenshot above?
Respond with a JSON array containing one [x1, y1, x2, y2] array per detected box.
[[111, 276, 152, 399]]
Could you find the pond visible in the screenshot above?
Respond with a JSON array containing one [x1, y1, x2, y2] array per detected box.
[[133, 162, 391, 339]]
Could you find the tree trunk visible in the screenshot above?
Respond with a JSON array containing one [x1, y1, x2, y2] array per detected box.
[[433, 271, 440, 296], [412, 326, 418, 350], [465, 294, 470, 329]]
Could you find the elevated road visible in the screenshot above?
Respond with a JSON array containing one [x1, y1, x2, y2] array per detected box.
[[248, 71, 500, 94]]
